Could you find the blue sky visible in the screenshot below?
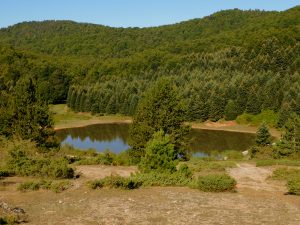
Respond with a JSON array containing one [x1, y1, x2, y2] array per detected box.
[[0, 0, 299, 28]]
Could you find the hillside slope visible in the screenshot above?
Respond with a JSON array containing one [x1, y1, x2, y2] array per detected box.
[[0, 7, 299, 122]]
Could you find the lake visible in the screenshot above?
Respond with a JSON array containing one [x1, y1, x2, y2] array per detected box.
[[56, 123, 255, 156]]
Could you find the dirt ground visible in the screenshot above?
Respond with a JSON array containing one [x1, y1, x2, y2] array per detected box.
[[1, 164, 300, 225]]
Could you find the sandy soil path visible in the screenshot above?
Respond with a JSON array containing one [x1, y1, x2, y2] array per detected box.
[[229, 163, 287, 192]]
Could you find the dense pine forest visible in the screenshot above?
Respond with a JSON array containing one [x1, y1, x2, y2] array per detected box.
[[0, 7, 299, 125]]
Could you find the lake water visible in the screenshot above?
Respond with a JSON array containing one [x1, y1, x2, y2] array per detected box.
[[56, 123, 255, 156]]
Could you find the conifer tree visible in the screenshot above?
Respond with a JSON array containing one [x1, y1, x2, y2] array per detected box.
[[255, 122, 272, 146], [129, 78, 190, 162]]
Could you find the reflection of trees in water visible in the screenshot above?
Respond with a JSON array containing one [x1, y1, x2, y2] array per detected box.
[[56, 123, 130, 142], [57, 124, 255, 154], [189, 129, 255, 154]]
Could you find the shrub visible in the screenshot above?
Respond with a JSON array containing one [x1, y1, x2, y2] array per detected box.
[[139, 130, 177, 173], [134, 172, 191, 187], [89, 175, 143, 190], [255, 123, 272, 146], [7, 148, 74, 179], [17, 181, 40, 191], [49, 181, 72, 193], [0, 169, 10, 177], [0, 215, 17, 225], [186, 158, 236, 173], [17, 180, 72, 193], [88, 180, 105, 189], [73, 150, 131, 166], [193, 174, 236, 192], [250, 146, 275, 159], [287, 178, 300, 195]]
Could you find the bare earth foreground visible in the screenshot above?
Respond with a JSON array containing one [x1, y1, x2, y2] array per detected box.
[[1, 164, 300, 225]]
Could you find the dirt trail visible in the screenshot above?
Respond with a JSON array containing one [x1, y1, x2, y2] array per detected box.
[[229, 163, 287, 192]]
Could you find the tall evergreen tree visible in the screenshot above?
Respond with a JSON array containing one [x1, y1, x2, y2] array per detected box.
[[129, 78, 190, 162], [255, 122, 272, 146]]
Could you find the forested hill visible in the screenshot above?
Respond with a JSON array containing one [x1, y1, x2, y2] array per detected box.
[[0, 7, 299, 125], [0, 7, 299, 58]]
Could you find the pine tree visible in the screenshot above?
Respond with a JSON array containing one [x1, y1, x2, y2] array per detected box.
[[129, 78, 190, 162], [280, 114, 300, 154], [224, 100, 239, 120], [255, 122, 272, 146], [12, 78, 58, 148]]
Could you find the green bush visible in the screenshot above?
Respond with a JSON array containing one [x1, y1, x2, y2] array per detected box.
[[0, 215, 17, 225], [7, 148, 74, 179], [17, 181, 40, 191], [73, 150, 131, 166], [193, 174, 236, 192], [287, 178, 300, 195], [139, 130, 178, 173], [17, 180, 72, 193], [250, 146, 275, 159], [133, 172, 191, 187], [186, 158, 236, 173], [0, 169, 10, 177], [49, 181, 72, 193], [89, 175, 143, 190]]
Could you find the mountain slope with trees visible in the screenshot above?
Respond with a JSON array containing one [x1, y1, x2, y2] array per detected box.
[[0, 6, 299, 124]]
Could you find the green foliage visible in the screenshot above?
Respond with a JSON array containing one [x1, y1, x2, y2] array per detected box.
[[0, 8, 300, 124], [224, 100, 239, 120], [17, 180, 72, 193], [277, 114, 300, 156], [6, 141, 74, 178], [271, 167, 300, 180], [236, 110, 279, 127], [0, 169, 10, 177], [132, 171, 192, 187], [186, 157, 237, 173], [61, 146, 132, 166], [255, 123, 272, 146], [17, 181, 40, 191], [287, 178, 300, 195], [256, 159, 300, 167], [88, 175, 143, 190], [250, 146, 274, 159], [0, 77, 58, 149], [139, 130, 177, 173], [0, 215, 17, 225], [129, 78, 190, 162], [192, 174, 237, 192], [271, 167, 300, 195]]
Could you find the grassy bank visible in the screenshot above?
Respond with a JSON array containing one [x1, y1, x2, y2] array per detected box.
[[50, 104, 131, 130], [51, 104, 281, 138]]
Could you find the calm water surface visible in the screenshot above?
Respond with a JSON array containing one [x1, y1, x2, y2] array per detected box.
[[56, 123, 255, 155]]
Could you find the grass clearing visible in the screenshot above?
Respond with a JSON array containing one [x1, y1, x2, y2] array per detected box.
[[50, 104, 131, 129], [236, 110, 279, 127], [256, 159, 300, 167]]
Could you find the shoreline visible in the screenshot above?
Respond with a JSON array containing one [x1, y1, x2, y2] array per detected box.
[[54, 118, 281, 138]]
